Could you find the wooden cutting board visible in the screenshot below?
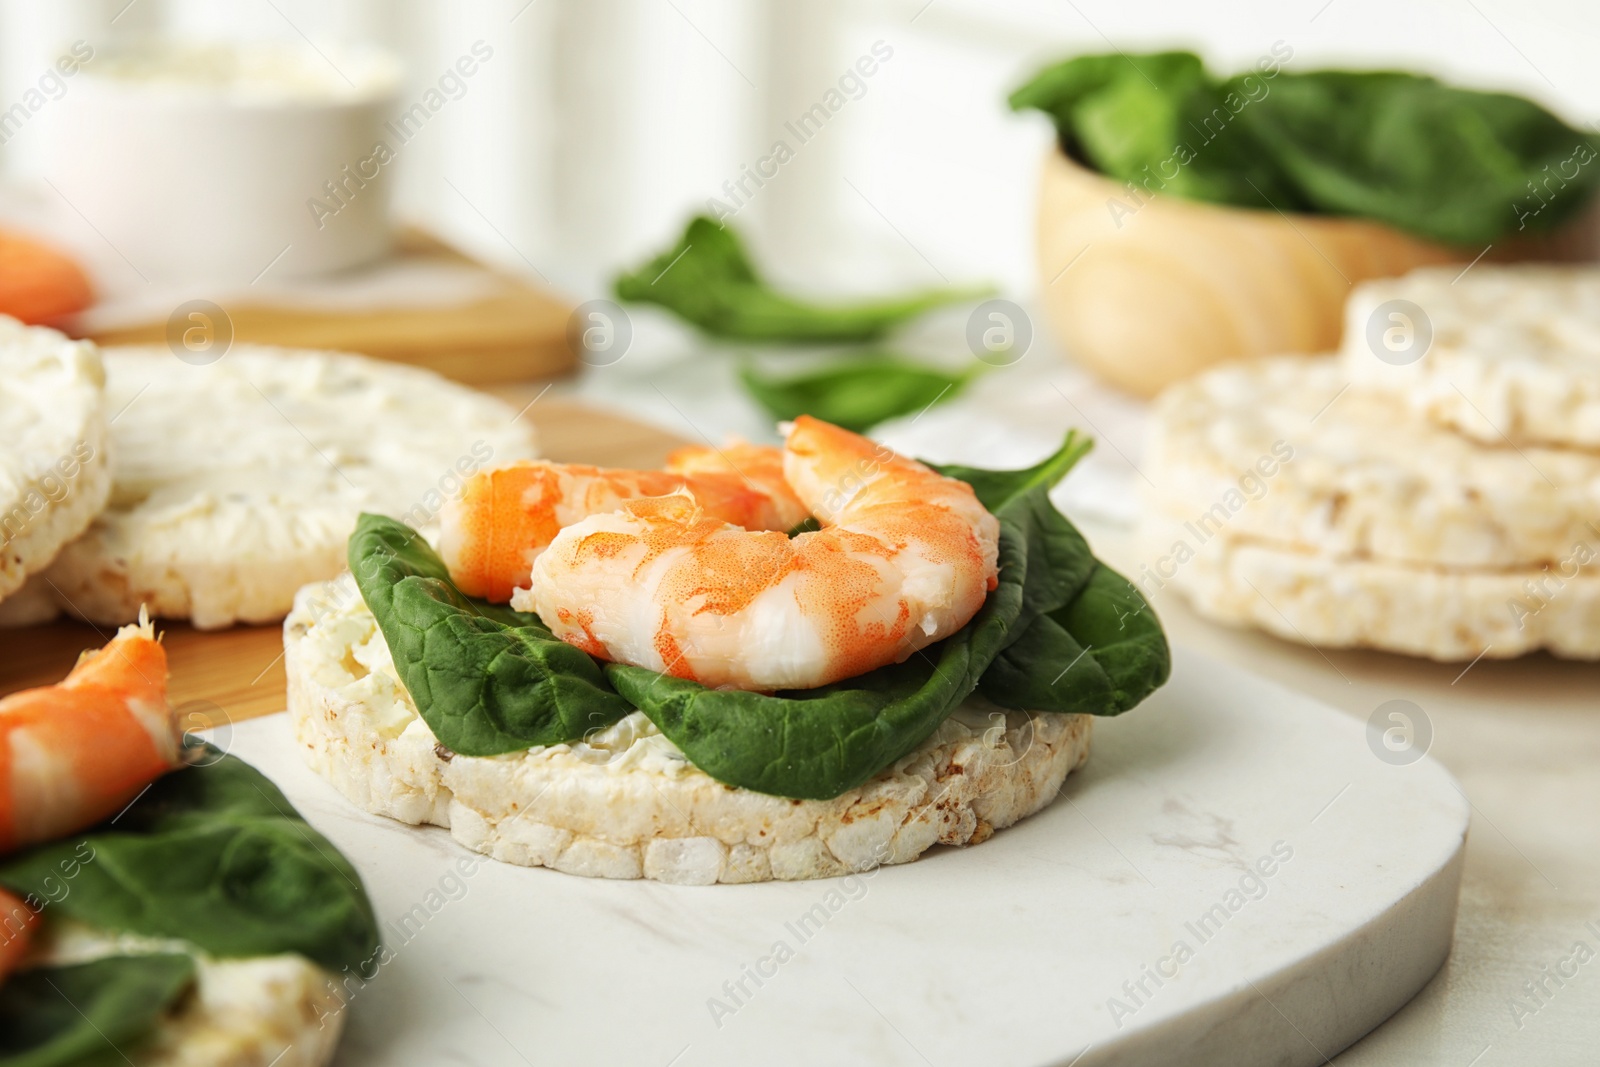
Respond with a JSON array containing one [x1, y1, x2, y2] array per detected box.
[[0, 398, 686, 725], [81, 230, 579, 387]]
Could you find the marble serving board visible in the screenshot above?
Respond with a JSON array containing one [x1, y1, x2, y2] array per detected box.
[[224, 646, 1468, 1067]]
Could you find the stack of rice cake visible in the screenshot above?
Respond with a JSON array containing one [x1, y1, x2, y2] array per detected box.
[[1141, 266, 1600, 661]]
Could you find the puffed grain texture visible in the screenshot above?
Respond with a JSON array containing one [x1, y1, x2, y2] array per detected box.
[[1146, 356, 1600, 569], [1139, 519, 1600, 660], [0, 318, 110, 603], [283, 577, 1093, 885], [1341, 265, 1600, 447]]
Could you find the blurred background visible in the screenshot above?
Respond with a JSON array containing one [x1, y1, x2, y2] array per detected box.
[[7, 0, 1597, 501], [4, 0, 1598, 298]]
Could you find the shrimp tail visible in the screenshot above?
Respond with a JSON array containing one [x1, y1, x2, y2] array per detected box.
[[0, 889, 37, 981], [0, 611, 181, 855]]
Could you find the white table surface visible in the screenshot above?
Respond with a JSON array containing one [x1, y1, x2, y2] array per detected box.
[[234, 648, 1466, 1067], [1096, 536, 1600, 1067], [559, 306, 1600, 1065]]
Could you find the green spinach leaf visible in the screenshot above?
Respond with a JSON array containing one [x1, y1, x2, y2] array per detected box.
[[929, 433, 1092, 523], [349, 514, 635, 756], [1009, 51, 1205, 179], [936, 437, 1168, 713], [1237, 72, 1596, 244], [0, 955, 194, 1067], [1010, 51, 1600, 244], [739, 354, 980, 433], [978, 565, 1169, 715], [1008, 50, 1302, 208], [613, 216, 984, 343], [0, 751, 378, 974]]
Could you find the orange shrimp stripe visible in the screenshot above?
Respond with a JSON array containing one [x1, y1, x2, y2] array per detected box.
[[0, 626, 174, 854], [442, 455, 807, 603], [0, 888, 37, 980]]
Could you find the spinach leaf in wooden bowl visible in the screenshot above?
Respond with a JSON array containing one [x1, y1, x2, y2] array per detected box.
[[1011, 50, 1600, 245]]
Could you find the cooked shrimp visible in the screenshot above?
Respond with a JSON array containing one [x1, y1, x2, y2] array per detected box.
[[0, 229, 94, 324], [0, 888, 36, 981], [439, 447, 808, 603], [518, 415, 1000, 691], [663, 440, 790, 487], [0, 615, 181, 856]]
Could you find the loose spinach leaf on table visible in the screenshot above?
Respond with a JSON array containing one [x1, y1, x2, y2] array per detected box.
[[613, 216, 984, 343], [352, 434, 1169, 799], [0, 955, 195, 1067], [0, 750, 379, 974], [349, 515, 635, 756], [739, 354, 981, 433], [1010, 51, 1600, 244]]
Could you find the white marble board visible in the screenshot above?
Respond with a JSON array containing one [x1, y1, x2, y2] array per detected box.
[[224, 646, 1469, 1067]]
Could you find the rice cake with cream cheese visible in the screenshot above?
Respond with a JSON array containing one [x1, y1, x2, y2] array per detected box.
[[283, 575, 1093, 885]]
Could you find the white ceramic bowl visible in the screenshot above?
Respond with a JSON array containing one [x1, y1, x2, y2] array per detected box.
[[46, 40, 403, 284]]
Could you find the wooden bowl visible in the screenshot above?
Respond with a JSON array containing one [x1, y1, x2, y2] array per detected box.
[[1034, 150, 1598, 396]]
